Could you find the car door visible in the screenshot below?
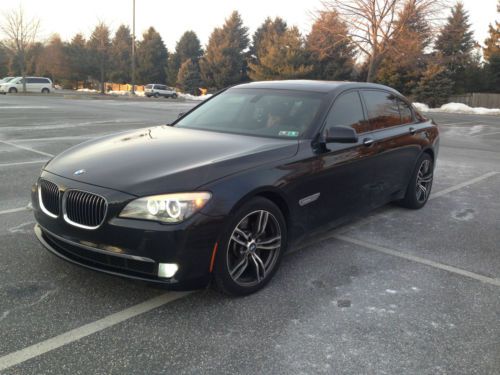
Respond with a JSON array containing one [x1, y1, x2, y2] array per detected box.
[[359, 90, 423, 205], [26, 77, 36, 92], [298, 90, 379, 230]]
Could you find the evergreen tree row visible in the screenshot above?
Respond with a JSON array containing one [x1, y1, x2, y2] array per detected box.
[[2, 1, 499, 105]]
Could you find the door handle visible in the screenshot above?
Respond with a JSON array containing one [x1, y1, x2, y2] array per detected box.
[[409, 127, 416, 135], [363, 138, 375, 147]]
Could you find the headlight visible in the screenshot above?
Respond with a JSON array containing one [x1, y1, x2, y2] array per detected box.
[[119, 192, 211, 223]]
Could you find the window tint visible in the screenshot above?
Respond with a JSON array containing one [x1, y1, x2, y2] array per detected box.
[[398, 99, 413, 124], [27, 78, 36, 84], [362, 90, 402, 130], [145, 84, 153, 89], [326, 91, 369, 133]]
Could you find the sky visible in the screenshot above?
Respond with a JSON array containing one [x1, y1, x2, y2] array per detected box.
[[1, 0, 498, 50]]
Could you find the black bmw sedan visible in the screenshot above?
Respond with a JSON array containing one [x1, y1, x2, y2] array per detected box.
[[32, 80, 439, 295]]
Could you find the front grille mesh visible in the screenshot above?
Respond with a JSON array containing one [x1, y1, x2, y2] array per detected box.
[[39, 179, 60, 216], [65, 190, 107, 228]]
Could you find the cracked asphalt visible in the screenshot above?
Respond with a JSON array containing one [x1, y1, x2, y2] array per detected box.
[[0, 95, 499, 374]]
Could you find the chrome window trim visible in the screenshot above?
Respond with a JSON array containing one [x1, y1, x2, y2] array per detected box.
[[62, 189, 108, 230], [38, 181, 59, 219]]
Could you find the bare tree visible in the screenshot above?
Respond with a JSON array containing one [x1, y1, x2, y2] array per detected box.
[[322, 0, 444, 82], [1, 6, 40, 92]]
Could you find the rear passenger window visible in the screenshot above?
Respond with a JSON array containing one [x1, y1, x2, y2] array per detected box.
[[398, 100, 413, 124], [326, 91, 369, 133], [362, 90, 401, 130], [27, 78, 36, 84]]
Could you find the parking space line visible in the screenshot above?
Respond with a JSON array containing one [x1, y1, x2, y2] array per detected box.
[[429, 171, 499, 200], [334, 235, 500, 287], [0, 292, 192, 371], [0, 159, 48, 168], [0, 140, 54, 158], [0, 206, 29, 215]]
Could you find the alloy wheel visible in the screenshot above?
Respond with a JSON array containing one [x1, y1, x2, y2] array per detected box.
[[226, 210, 281, 287], [416, 159, 433, 203]]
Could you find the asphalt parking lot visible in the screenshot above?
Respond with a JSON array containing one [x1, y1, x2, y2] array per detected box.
[[0, 95, 499, 374]]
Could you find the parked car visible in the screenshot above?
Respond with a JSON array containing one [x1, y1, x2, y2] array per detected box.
[[144, 84, 178, 98], [0, 76, 15, 84], [0, 76, 53, 94], [32, 81, 439, 296]]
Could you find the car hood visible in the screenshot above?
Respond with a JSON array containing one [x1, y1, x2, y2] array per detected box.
[[44, 126, 298, 196]]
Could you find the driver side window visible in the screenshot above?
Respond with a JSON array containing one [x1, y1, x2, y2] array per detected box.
[[326, 91, 368, 133]]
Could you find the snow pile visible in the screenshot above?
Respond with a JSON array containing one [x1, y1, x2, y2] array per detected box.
[[413, 102, 500, 115], [76, 88, 98, 93], [107, 90, 145, 97], [178, 93, 213, 101]]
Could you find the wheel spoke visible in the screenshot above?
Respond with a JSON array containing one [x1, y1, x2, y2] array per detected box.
[[230, 256, 249, 280], [250, 253, 265, 282], [419, 174, 433, 183], [231, 235, 247, 248], [256, 211, 269, 237], [234, 227, 250, 241], [256, 236, 281, 250]]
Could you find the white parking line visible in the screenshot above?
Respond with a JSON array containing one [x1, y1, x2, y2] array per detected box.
[[0, 140, 53, 157], [0, 206, 30, 215], [0, 159, 48, 168], [0, 292, 192, 371], [334, 235, 500, 287], [430, 171, 499, 200]]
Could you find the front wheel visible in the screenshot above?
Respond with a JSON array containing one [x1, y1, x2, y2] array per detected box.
[[9, 87, 17, 93], [171, 93, 178, 99], [213, 197, 286, 296], [399, 153, 434, 209], [153, 93, 159, 98], [41, 88, 50, 94]]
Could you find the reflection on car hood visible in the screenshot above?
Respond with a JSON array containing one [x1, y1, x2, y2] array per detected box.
[[44, 126, 299, 196]]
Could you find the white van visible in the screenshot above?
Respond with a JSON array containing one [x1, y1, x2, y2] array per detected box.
[[144, 84, 178, 98], [0, 77, 53, 94]]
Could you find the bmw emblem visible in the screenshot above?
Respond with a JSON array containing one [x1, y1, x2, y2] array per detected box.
[[74, 169, 86, 176]]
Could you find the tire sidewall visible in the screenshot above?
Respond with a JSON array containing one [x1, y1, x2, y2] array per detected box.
[[214, 197, 287, 296]]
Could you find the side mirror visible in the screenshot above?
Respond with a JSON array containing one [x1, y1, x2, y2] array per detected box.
[[325, 126, 358, 143]]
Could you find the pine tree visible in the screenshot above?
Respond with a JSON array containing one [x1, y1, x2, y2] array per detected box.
[[414, 65, 453, 108], [483, 0, 500, 91], [306, 10, 355, 81], [87, 23, 111, 93], [200, 11, 249, 89], [376, 0, 432, 95], [434, 2, 476, 94], [136, 27, 168, 84], [249, 17, 287, 65], [110, 25, 132, 84], [66, 33, 89, 87], [0, 45, 8, 77], [248, 21, 312, 81], [176, 59, 203, 95], [167, 31, 203, 86]]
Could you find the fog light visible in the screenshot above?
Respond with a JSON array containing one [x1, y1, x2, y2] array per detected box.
[[158, 263, 178, 278]]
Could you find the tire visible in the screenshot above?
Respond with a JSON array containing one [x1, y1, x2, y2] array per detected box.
[[9, 87, 17, 93], [399, 153, 434, 209], [41, 88, 50, 94], [213, 197, 287, 296], [171, 93, 178, 99], [154, 93, 159, 98]]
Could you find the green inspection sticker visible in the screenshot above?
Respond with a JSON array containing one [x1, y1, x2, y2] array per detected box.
[[278, 130, 299, 137]]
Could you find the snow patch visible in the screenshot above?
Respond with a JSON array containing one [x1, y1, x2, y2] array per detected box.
[[76, 88, 98, 93], [178, 93, 213, 101], [107, 90, 145, 97], [413, 102, 500, 115]]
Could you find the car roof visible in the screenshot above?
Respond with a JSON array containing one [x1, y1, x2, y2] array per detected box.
[[232, 80, 401, 95]]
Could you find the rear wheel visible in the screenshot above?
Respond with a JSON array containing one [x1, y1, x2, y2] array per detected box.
[[9, 87, 17, 93], [399, 153, 434, 209], [214, 197, 286, 296]]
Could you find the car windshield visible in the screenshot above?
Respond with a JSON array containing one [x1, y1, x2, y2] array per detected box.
[[175, 88, 325, 139]]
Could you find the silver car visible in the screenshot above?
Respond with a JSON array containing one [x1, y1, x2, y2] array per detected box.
[[144, 84, 178, 99]]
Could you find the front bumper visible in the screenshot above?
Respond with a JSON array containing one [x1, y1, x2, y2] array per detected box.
[[32, 171, 225, 290]]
